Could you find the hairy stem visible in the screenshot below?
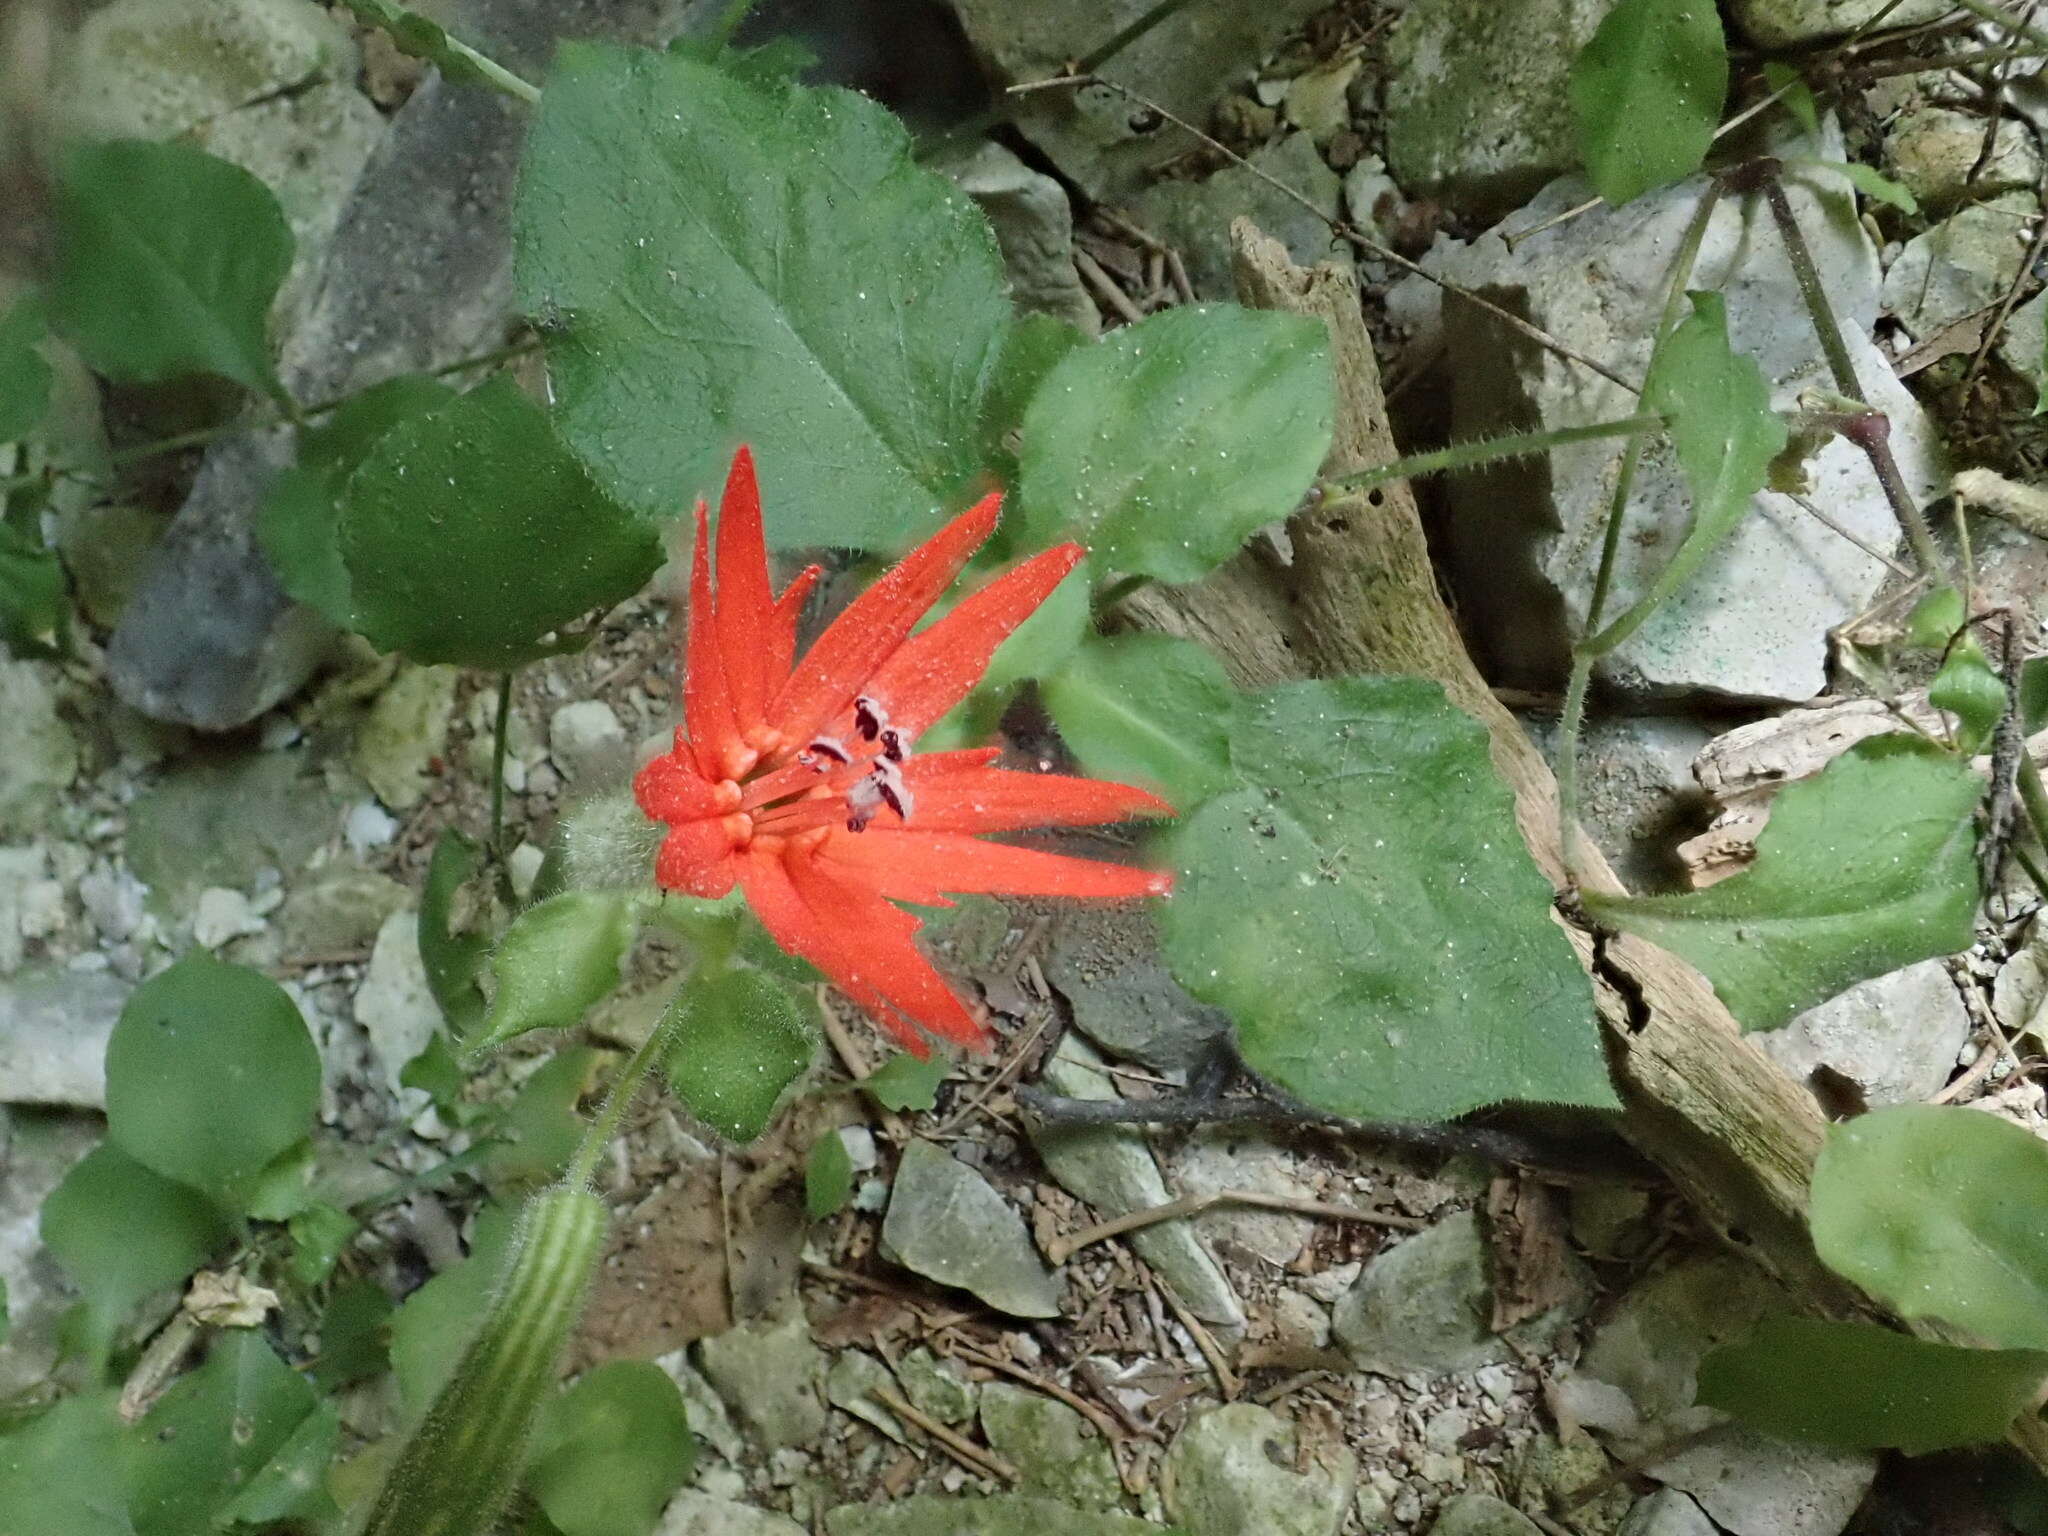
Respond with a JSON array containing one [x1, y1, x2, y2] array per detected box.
[[1330, 414, 1664, 493], [565, 982, 691, 1188]]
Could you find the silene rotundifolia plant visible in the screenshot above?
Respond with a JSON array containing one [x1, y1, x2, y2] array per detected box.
[[359, 448, 1175, 1536]]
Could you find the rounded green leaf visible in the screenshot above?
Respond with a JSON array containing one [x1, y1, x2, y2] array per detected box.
[[339, 376, 663, 668], [1813, 1105, 2048, 1351], [0, 1392, 132, 1536], [1907, 586, 1966, 650], [104, 954, 321, 1206], [664, 968, 815, 1142], [515, 42, 1010, 551], [806, 1130, 855, 1219], [1016, 305, 1333, 583], [389, 1201, 521, 1412], [0, 296, 53, 445], [1699, 1316, 2048, 1454], [219, 1399, 341, 1528], [471, 891, 635, 1051], [859, 1051, 948, 1113], [527, 1361, 694, 1536], [1568, 0, 1727, 207], [40, 1142, 234, 1330], [1040, 632, 1235, 809], [52, 140, 292, 402], [1161, 677, 1612, 1122], [1930, 638, 2005, 756]]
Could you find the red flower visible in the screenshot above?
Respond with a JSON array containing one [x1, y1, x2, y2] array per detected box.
[[636, 447, 1174, 1056]]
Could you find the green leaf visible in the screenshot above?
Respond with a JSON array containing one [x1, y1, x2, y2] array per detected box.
[[1040, 632, 1235, 809], [1906, 585, 1966, 650], [339, 376, 662, 668], [515, 42, 1011, 550], [51, 141, 291, 403], [526, 1361, 694, 1536], [286, 1201, 360, 1288], [859, 1051, 948, 1113], [401, 1030, 467, 1108], [1698, 1316, 2048, 1454], [976, 556, 1090, 697], [123, 1331, 318, 1536], [1825, 160, 1920, 215], [487, 1045, 601, 1190], [664, 969, 815, 1142], [1589, 292, 1786, 653], [334, 0, 494, 88], [1764, 62, 1819, 137], [470, 891, 634, 1051], [1161, 677, 1613, 1122], [1584, 735, 1980, 1031], [0, 505, 68, 659], [1930, 637, 2005, 755], [244, 1137, 317, 1221], [103, 954, 321, 1207], [1812, 1105, 2048, 1351], [421, 829, 489, 1035], [389, 1202, 521, 1412], [2022, 656, 2048, 735], [806, 1130, 854, 1219], [1015, 305, 1333, 583], [1568, 0, 1727, 206], [980, 313, 1085, 489], [218, 1398, 341, 1527], [40, 1143, 234, 1336], [0, 1393, 135, 1536], [0, 296, 52, 444], [308, 1277, 393, 1391]]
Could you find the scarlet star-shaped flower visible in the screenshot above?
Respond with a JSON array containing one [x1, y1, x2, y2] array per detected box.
[[635, 447, 1174, 1055]]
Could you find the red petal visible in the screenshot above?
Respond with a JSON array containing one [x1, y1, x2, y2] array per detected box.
[[767, 563, 823, 695], [768, 493, 1001, 747], [656, 821, 737, 898], [683, 502, 744, 781], [901, 760, 1175, 832], [635, 752, 729, 823], [861, 543, 1084, 737], [816, 828, 1172, 905], [714, 447, 776, 729]]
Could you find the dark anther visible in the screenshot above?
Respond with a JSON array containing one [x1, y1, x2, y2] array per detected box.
[[853, 696, 885, 741], [880, 727, 907, 762], [802, 736, 850, 765]]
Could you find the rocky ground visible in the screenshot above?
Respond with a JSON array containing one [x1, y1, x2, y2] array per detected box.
[[8, 0, 2048, 1533]]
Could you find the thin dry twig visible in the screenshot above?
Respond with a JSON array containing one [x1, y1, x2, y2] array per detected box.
[[1043, 1188, 1421, 1265], [1074, 247, 1148, 326], [869, 1384, 1018, 1482], [1150, 1272, 1240, 1400]]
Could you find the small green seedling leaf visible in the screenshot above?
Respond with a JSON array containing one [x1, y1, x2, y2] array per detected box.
[[526, 1361, 694, 1536], [340, 376, 662, 669], [1040, 632, 1235, 810], [1585, 735, 1980, 1031], [52, 140, 292, 404], [665, 969, 815, 1142], [0, 296, 52, 444], [1162, 677, 1614, 1122], [244, 1137, 317, 1222], [1763, 62, 1819, 137], [0, 1393, 133, 1536], [1906, 586, 1966, 650], [40, 1143, 234, 1340], [487, 1046, 602, 1190], [1588, 292, 1786, 654], [219, 1398, 341, 1528], [806, 1130, 855, 1219], [1016, 305, 1333, 583], [516, 43, 1011, 550], [309, 1278, 394, 1391], [124, 1331, 319, 1536], [103, 954, 321, 1208], [286, 1202, 360, 1289], [1698, 1316, 2048, 1454], [1569, 0, 1728, 206], [400, 1031, 467, 1109], [421, 829, 489, 1035], [469, 891, 634, 1052], [1820, 160, 1920, 215], [1929, 637, 2006, 755], [859, 1051, 948, 1113], [2022, 656, 2048, 735], [1813, 1105, 2048, 1351], [0, 499, 69, 659]]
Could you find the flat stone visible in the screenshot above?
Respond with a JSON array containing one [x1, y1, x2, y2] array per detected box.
[[1162, 1402, 1357, 1536], [937, 141, 1097, 336], [1619, 1489, 1718, 1536], [824, 1350, 905, 1441], [826, 1496, 1160, 1536], [0, 966, 128, 1108], [882, 1140, 1060, 1319], [1881, 192, 2037, 339], [548, 700, 628, 786], [354, 665, 459, 812], [1385, 0, 1616, 219], [1758, 959, 1970, 1107], [894, 1346, 977, 1426], [1040, 903, 1232, 1071], [352, 910, 437, 1096], [1728, 0, 1950, 44], [1648, 1427, 1873, 1536], [125, 749, 340, 914], [192, 887, 265, 950], [276, 866, 408, 962], [1427, 1492, 1544, 1536], [1520, 715, 1713, 893], [1128, 134, 1342, 301], [1175, 1130, 1320, 1268], [0, 846, 42, 975], [0, 662, 77, 839], [659, 1491, 808, 1536], [978, 1381, 1120, 1509], [1432, 153, 1943, 703], [1884, 106, 2042, 212], [1029, 1034, 1243, 1328], [695, 1314, 827, 1452]]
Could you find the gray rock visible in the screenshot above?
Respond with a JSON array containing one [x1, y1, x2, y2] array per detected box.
[[659, 1491, 808, 1536], [355, 666, 460, 812], [1427, 1493, 1543, 1536], [1648, 1427, 1874, 1536], [882, 1140, 1060, 1318], [1618, 1489, 1718, 1536], [1757, 959, 1970, 1107], [1384, 0, 1615, 219], [1728, 0, 1949, 44], [824, 1495, 1161, 1536], [1040, 903, 1231, 1071], [56, 503, 172, 630], [1881, 191, 2037, 339], [1522, 714, 1713, 892], [125, 749, 339, 914], [1433, 155, 1943, 703], [949, 0, 1326, 201], [1162, 1402, 1357, 1536], [0, 966, 128, 1108], [0, 1109, 104, 1394], [276, 866, 409, 962], [657, 1349, 745, 1462], [1884, 106, 2042, 212], [192, 886, 266, 949], [548, 699, 628, 786], [1999, 287, 2048, 395], [695, 1314, 827, 1451], [1174, 1130, 1319, 1267], [353, 910, 437, 1096], [824, 1350, 905, 1441], [0, 662, 77, 839], [0, 846, 42, 975], [1128, 134, 1343, 302], [1029, 1034, 1242, 1328], [979, 1382, 1120, 1509], [937, 141, 1097, 336], [894, 1346, 977, 1425]]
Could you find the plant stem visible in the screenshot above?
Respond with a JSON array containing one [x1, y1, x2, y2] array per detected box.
[[1951, 0, 2048, 54], [566, 987, 688, 1188], [1329, 414, 1665, 493], [1556, 654, 1597, 880], [1092, 572, 1155, 613], [489, 671, 514, 856], [339, 0, 541, 105]]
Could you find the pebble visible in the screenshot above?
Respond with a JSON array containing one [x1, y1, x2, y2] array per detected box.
[[344, 801, 398, 854], [193, 886, 265, 949]]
